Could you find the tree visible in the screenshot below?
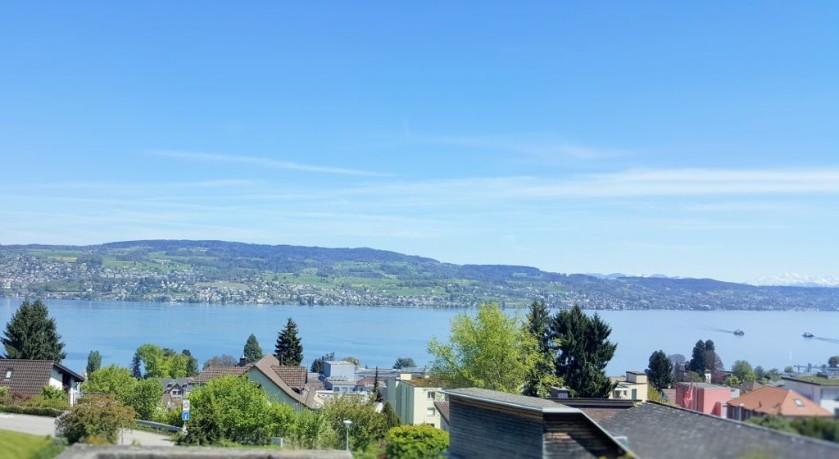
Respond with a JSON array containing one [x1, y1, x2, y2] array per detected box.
[[310, 352, 335, 374], [56, 394, 136, 444], [203, 354, 237, 369], [754, 365, 767, 382], [523, 300, 558, 397], [829, 356, 839, 368], [550, 305, 617, 397], [385, 425, 449, 459], [243, 334, 263, 364], [83, 365, 163, 420], [668, 354, 687, 381], [87, 350, 102, 375], [383, 401, 401, 430], [128, 378, 163, 420], [178, 375, 295, 446], [731, 360, 756, 382], [132, 344, 195, 378], [285, 409, 338, 449], [343, 356, 361, 367], [393, 357, 417, 369], [688, 340, 707, 374], [183, 349, 199, 377], [320, 395, 388, 451], [373, 367, 383, 403], [2, 300, 66, 361], [275, 318, 303, 366], [428, 304, 537, 393], [646, 350, 674, 390]]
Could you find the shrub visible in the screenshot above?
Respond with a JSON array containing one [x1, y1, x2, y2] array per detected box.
[[321, 396, 388, 451], [385, 425, 449, 459], [286, 409, 338, 449], [56, 394, 136, 444]]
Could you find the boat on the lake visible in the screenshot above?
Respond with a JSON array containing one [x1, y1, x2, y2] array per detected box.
[[803, 332, 815, 338], [734, 329, 745, 336]]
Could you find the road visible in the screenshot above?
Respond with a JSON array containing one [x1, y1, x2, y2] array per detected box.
[[0, 413, 174, 446]]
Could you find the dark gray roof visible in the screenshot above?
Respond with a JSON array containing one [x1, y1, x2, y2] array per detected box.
[[600, 402, 839, 459], [446, 387, 578, 413]]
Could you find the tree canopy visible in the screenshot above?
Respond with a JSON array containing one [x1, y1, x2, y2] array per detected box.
[[393, 357, 416, 369], [731, 360, 756, 382], [428, 304, 552, 393], [132, 344, 196, 378], [523, 300, 559, 397], [275, 318, 303, 366], [550, 305, 617, 397], [203, 354, 237, 369], [2, 300, 66, 361], [243, 334, 263, 364], [646, 350, 674, 390], [688, 340, 707, 374], [87, 350, 102, 375]]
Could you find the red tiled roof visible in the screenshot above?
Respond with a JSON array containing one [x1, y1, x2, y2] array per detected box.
[[271, 365, 306, 391], [727, 386, 832, 417], [0, 359, 84, 397], [192, 365, 250, 385], [252, 355, 315, 409]]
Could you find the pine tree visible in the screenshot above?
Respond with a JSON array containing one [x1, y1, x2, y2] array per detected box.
[[382, 401, 401, 429], [523, 299, 556, 396], [243, 334, 263, 364], [275, 318, 303, 366], [2, 300, 66, 361], [550, 304, 617, 397], [87, 350, 102, 375]]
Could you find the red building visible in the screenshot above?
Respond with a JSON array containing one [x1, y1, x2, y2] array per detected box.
[[676, 382, 736, 416]]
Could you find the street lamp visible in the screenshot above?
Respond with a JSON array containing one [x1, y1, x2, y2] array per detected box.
[[343, 419, 352, 451]]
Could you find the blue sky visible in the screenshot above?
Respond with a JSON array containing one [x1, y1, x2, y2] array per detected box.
[[1, 2, 837, 283]]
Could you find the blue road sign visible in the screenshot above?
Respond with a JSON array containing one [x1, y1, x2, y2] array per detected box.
[[182, 411, 190, 421]]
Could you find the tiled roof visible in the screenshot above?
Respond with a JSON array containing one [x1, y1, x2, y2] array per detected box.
[[727, 386, 832, 417], [253, 355, 315, 409], [271, 365, 306, 391], [600, 401, 839, 459], [192, 365, 250, 385], [0, 359, 84, 397]]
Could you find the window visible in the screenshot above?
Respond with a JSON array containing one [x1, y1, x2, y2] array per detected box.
[[426, 408, 435, 417], [4, 369, 11, 379], [427, 391, 435, 399], [794, 399, 805, 407]]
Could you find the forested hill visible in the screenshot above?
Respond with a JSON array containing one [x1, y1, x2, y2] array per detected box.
[[0, 240, 836, 310]]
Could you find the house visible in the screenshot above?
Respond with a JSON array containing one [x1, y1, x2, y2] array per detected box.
[[781, 375, 839, 415], [322, 360, 360, 394], [675, 382, 737, 416], [386, 373, 445, 428], [725, 386, 832, 421], [445, 388, 631, 458], [600, 401, 839, 459], [193, 356, 320, 410], [159, 377, 192, 409], [0, 359, 84, 404], [609, 371, 649, 401]]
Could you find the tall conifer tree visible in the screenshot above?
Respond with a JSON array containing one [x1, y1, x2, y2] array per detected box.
[[243, 334, 264, 364], [2, 300, 66, 361], [275, 318, 303, 366]]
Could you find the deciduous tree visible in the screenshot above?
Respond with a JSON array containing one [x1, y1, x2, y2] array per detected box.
[[550, 305, 617, 397], [275, 318, 303, 366], [428, 304, 536, 393], [731, 360, 756, 382], [56, 394, 136, 444], [385, 425, 449, 459], [203, 354, 237, 369], [320, 395, 388, 451], [2, 300, 66, 361]]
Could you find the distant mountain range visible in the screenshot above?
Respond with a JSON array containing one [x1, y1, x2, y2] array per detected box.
[[749, 273, 839, 288], [1, 240, 837, 310]]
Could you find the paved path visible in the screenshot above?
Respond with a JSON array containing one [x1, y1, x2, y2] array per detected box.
[[0, 413, 174, 446]]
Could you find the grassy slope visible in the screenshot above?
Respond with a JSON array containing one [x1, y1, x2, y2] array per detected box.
[[0, 430, 64, 459]]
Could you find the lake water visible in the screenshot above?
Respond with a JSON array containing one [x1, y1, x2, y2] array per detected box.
[[2, 297, 838, 376]]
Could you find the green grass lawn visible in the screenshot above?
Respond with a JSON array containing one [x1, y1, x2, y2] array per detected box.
[[0, 430, 64, 459]]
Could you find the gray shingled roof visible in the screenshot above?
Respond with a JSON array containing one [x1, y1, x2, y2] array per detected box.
[[600, 401, 839, 459], [446, 388, 578, 413]]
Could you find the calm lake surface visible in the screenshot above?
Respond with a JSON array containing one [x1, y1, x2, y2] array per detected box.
[[2, 297, 838, 376]]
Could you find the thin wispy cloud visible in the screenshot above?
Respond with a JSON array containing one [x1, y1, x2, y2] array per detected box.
[[412, 133, 628, 160], [149, 150, 391, 177]]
